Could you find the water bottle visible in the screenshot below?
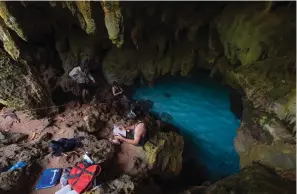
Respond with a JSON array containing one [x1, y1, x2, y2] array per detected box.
[[60, 168, 71, 187], [83, 152, 94, 164], [8, 161, 27, 171]]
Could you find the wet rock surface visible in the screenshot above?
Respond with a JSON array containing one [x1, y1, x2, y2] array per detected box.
[[183, 162, 296, 194], [234, 102, 296, 172], [144, 131, 184, 176]]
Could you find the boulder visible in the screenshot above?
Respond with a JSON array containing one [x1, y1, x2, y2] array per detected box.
[[91, 140, 115, 164], [0, 168, 27, 193], [239, 141, 296, 172], [234, 104, 296, 172], [203, 163, 295, 194], [104, 175, 135, 194], [0, 163, 41, 194], [0, 132, 28, 147], [0, 143, 44, 169], [183, 163, 295, 194], [259, 116, 295, 143], [143, 131, 184, 175], [0, 134, 48, 194], [81, 137, 115, 164], [84, 113, 106, 133]]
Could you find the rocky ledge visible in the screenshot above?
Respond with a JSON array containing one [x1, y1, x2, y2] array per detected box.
[[0, 102, 184, 194]]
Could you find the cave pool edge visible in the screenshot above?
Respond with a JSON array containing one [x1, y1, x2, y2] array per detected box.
[[132, 71, 241, 182]]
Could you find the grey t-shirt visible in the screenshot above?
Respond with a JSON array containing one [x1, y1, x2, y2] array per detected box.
[[69, 66, 95, 84]]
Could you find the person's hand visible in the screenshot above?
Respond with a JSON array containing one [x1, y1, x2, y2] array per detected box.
[[119, 125, 125, 130], [114, 135, 124, 140]]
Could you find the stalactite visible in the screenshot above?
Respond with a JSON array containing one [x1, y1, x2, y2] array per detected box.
[[65, 1, 76, 15], [0, 1, 27, 41], [75, 1, 96, 34], [263, 1, 274, 14], [100, 1, 124, 48], [0, 17, 20, 60]]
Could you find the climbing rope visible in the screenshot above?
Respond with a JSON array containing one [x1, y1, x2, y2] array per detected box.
[[0, 103, 71, 116]]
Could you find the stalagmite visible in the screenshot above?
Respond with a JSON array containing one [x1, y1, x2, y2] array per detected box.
[[100, 1, 124, 48]]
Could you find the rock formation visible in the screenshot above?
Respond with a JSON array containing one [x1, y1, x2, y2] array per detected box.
[[184, 162, 295, 194], [101, 1, 124, 48], [144, 131, 184, 175], [0, 49, 54, 116], [0, 1, 295, 193]]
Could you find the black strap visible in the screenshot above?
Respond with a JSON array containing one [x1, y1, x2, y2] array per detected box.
[[134, 121, 143, 129], [68, 163, 96, 184]]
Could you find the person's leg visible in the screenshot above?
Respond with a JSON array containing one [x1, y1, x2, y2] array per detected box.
[[122, 95, 130, 110], [82, 89, 89, 103], [78, 83, 85, 104]]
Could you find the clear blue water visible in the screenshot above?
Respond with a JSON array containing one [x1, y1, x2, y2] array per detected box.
[[133, 73, 240, 181]]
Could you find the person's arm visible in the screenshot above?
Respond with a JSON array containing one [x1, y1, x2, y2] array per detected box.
[[88, 73, 96, 83], [112, 87, 123, 96], [119, 124, 134, 131], [69, 67, 78, 79], [112, 87, 118, 96], [115, 132, 141, 145]]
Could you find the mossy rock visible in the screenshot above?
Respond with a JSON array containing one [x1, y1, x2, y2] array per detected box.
[[204, 162, 295, 194], [215, 4, 296, 128], [215, 4, 295, 66], [0, 17, 20, 60], [101, 1, 124, 48], [239, 141, 296, 172], [102, 48, 139, 85], [75, 1, 96, 34], [0, 1, 27, 41], [143, 131, 184, 175], [0, 49, 54, 116]]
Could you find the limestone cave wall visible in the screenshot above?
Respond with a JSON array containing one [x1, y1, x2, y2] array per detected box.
[[0, 1, 296, 176]]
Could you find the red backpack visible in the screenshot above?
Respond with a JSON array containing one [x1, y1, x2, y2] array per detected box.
[[68, 162, 101, 194]]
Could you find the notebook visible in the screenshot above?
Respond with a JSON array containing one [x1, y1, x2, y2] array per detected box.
[[113, 125, 127, 137], [36, 168, 62, 190]]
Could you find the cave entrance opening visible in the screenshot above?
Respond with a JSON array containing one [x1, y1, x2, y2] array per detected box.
[[133, 69, 242, 187]]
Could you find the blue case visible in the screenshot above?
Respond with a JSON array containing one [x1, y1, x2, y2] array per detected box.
[[36, 168, 62, 190]]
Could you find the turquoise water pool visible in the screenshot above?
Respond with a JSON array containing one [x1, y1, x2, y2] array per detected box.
[[133, 73, 240, 181]]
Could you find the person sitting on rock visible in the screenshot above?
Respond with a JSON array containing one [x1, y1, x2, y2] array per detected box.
[[112, 81, 124, 97], [110, 120, 148, 146]]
